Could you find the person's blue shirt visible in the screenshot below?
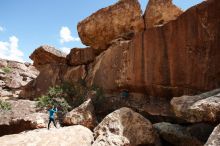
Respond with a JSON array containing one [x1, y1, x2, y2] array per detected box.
[[48, 108, 57, 119]]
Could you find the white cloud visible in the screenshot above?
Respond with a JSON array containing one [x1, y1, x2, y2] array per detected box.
[[0, 36, 24, 62], [60, 26, 80, 44], [0, 26, 4, 32], [60, 47, 71, 54]]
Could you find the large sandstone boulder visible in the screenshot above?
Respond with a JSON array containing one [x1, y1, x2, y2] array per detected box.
[[30, 45, 67, 68], [171, 89, 220, 123], [154, 122, 213, 146], [144, 0, 183, 28], [77, 0, 144, 50], [86, 0, 220, 98], [20, 64, 86, 99], [93, 107, 159, 146], [0, 100, 48, 136], [63, 99, 97, 129], [205, 124, 220, 146], [66, 47, 96, 66], [0, 125, 94, 146]]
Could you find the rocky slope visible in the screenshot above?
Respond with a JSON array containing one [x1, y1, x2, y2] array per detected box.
[[0, 59, 39, 99]]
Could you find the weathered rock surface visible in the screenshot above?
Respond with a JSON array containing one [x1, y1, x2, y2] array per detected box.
[[93, 107, 159, 146], [77, 0, 144, 50], [86, 0, 220, 98], [205, 124, 220, 146], [20, 64, 86, 99], [144, 0, 183, 28], [92, 133, 130, 146], [154, 122, 213, 146], [30, 45, 67, 68], [0, 100, 48, 136], [67, 47, 96, 66], [63, 99, 97, 129], [0, 125, 94, 146], [171, 89, 220, 123], [0, 59, 39, 98]]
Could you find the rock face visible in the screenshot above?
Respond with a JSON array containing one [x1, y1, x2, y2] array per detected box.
[[144, 0, 183, 28], [30, 45, 67, 68], [0, 125, 94, 146], [205, 124, 220, 146], [87, 0, 220, 98], [153, 122, 213, 146], [0, 100, 48, 136], [93, 107, 159, 146], [63, 99, 97, 129], [20, 64, 86, 99], [92, 134, 130, 146], [67, 47, 96, 66], [0, 59, 39, 98], [77, 0, 144, 50], [171, 89, 220, 123]]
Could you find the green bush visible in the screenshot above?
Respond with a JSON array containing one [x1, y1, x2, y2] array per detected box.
[[1, 67, 12, 73], [0, 100, 11, 111], [37, 85, 71, 113], [37, 80, 106, 113]]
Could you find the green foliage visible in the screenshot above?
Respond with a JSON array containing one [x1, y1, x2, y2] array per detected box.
[[1, 67, 12, 73], [90, 84, 105, 108], [0, 100, 11, 111], [37, 85, 71, 113], [37, 79, 106, 113]]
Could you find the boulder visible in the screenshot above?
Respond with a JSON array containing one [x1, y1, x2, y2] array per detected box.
[[20, 64, 86, 99], [77, 0, 144, 50], [63, 99, 97, 129], [93, 107, 159, 146], [0, 125, 94, 146], [205, 124, 220, 146], [92, 133, 130, 146], [154, 122, 213, 146], [144, 0, 183, 28], [0, 100, 48, 136], [67, 47, 96, 66], [30, 45, 67, 68], [86, 0, 220, 98], [171, 89, 220, 123]]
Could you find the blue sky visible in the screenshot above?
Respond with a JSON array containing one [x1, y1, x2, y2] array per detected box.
[[0, 0, 204, 62]]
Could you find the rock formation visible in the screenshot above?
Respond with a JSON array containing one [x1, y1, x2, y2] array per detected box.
[[171, 89, 220, 123], [30, 45, 67, 69], [1, 0, 219, 145], [93, 107, 159, 146], [0, 125, 94, 146], [63, 99, 97, 129], [154, 122, 213, 146], [20, 45, 86, 99], [0, 100, 47, 136], [77, 0, 144, 50], [0, 59, 39, 98], [67, 47, 96, 66], [144, 0, 183, 28], [87, 0, 220, 98]]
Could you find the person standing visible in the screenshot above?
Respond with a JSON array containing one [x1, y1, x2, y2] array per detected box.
[[48, 106, 58, 130]]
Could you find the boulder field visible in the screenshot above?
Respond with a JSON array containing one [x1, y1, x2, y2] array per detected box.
[[1, 0, 220, 146]]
